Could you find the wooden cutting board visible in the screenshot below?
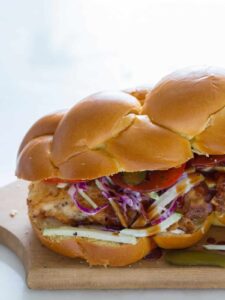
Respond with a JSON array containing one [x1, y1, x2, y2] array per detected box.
[[0, 181, 225, 289]]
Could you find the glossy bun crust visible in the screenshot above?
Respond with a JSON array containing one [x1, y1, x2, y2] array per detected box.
[[29, 213, 156, 267], [16, 67, 225, 181], [16, 88, 192, 181], [142, 67, 225, 154], [154, 215, 213, 249]]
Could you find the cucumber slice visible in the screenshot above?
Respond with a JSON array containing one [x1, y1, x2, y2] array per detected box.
[[43, 226, 137, 245], [120, 213, 182, 237]]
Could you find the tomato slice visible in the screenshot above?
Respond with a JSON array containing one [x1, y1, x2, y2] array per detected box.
[[44, 178, 84, 184], [110, 164, 186, 192], [189, 154, 225, 168]]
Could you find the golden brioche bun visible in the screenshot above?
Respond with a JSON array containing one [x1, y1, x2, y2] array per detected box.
[[193, 106, 225, 154], [18, 111, 65, 154], [153, 215, 212, 249], [16, 90, 192, 181], [212, 213, 225, 226], [16, 67, 225, 181], [106, 115, 191, 171], [29, 215, 156, 267], [142, 67, 225, 154], [17, 136, 58, 180], [124, 85, 152, 105]]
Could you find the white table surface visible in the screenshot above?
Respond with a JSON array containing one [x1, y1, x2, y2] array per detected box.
[[1, 0, 225, 298]]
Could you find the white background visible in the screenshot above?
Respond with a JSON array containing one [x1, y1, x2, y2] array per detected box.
[[0, 0, 225, 299]]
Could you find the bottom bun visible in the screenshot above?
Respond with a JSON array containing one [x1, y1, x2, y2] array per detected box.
[[153, 215, 212, 249], [30, 216, 156, 267], [212, 213, 225, 227]]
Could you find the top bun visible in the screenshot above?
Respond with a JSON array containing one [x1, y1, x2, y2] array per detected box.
[[16, 88, 192, 181], [142, 67, 225, 154]]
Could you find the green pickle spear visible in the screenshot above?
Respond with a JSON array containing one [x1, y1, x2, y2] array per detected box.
[[165, 250, 225, 268]]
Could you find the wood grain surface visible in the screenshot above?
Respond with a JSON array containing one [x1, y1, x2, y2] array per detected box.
[[0, 181, 225, 289]]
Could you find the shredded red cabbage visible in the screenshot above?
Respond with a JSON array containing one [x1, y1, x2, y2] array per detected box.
[[76, 181, 88, 191], [96, 177, 146, 212], [68, 175, 185, 225], [68, 185, 108, 215]]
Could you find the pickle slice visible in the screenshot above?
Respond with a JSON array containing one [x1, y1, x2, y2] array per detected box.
[[165, 250, 225, 268], [122, 171, 147, 185]]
